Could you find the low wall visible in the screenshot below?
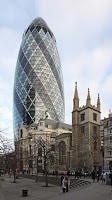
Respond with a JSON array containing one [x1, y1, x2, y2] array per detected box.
[[19, 174, 76, 186]]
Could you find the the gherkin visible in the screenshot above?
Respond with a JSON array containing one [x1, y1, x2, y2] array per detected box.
[[13, 17, 65, 139]]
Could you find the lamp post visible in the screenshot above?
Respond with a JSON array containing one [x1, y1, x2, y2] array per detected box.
[[34, 140, 39, 183], [36, 155, 38, 182], [101, 130, 104, 170], [43, 145, 48, 187]]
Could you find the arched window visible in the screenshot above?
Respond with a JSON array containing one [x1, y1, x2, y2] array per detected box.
[[20, 129, 23, 138], [109, 161, 112, 170], [94, 141, 97, 150], [49, 155, 55, 165], [58, 141, 66, 165]]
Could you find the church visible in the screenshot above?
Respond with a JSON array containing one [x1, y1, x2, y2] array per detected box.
[[16, 82, 102, 174]]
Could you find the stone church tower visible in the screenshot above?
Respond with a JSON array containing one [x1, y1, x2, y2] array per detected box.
[[71, 82, 102, 173]]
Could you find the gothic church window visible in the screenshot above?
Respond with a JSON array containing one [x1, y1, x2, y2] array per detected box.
[[29, 160, 33, 168], [81, 126, 85, 134], [49, 154, 55, 165], [93, 126, 97, 140], [93, 113, 97, 121], [38, 146, 42, 157], [81, 113, 85, 121], [110, 137, 112, 144], [29, 144, 32, 156], [58, 141, 66, 165], [20, 129, 23, 138], [94, 141, 97, 150]]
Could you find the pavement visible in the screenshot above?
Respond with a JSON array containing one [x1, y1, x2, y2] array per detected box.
[[0, 175, 112, 200]]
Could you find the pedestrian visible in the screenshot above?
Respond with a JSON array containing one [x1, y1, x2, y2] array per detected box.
[[61, 175, 70, 193], [109, 171, 112, 187], [61, 175, 64, 186], [65, 176, 68, 192], [96, 170, 100, 182], [91, 170, 96, 183], [101, 172, 105, 183], [64, 175, 70, 192], [62, 177, 66, 193], [105, 173, 108, 184]]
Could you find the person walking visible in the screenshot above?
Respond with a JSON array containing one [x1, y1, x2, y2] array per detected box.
[[61, 175, 64, 186], [101, 172, 106, 183], [65, 175, 70, 192], [61, 175, 70, 193], [96, 170, 100, 182], [109, 171, 112, 187], [62, 177, 66, 193], [91, 170, 96, 183], [105, 173, 108, 184], [65, 176, 69, 192]]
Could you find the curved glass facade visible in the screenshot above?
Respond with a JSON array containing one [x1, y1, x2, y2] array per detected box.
[[13, 17, 65, 139]]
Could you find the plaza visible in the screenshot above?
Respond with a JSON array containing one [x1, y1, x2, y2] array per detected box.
[[0, 175, 112, 200]]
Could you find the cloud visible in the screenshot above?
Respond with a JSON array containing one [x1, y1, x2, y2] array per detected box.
[[1, 0, 112, 132], [0, 28, 21, 106], [37, 0, 112, 38], [63, 38, 112, 123], [63, 39, 112, 86], [0, 27, 21, 56], [0, 107, 12, 120], [0, 0, 36, 30]]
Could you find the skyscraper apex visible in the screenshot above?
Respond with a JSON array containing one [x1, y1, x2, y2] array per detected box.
[[25, 17, 54, 38]]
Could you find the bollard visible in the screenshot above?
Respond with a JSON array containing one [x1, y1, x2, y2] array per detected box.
[[22, 189, 28, 197]]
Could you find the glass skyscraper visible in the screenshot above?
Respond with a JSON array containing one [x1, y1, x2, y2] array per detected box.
[[13, 17, 65, 139]]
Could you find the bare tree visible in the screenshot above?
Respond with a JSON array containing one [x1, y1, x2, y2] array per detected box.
[[35, 137, 53, 187], [0, 131, 16, 182]]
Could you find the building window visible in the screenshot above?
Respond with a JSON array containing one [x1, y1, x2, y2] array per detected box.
[[110, 129, 112, 133], [50, 136, 55, 142], [93, 113, 97, 121], [46, 136, 49, 141], [38, 146, 42, 157], [59, 141, 66, 165], [46, 124, 52, 129], [93, 126, 97, 140], [20, 129, 23, 138], [29, 160, 33, 168], [39, 122, 44, 126], [93, 126, 97, 133], [29, 145, 32, 156], [110, 137, 112, 144], [81, 126, 85, 134], [51, 145, 55, 151], [81, 113, 85, 121], [48, 124, 52, 129], [20, 147, 23, 159], [94, 141, 97, 150]]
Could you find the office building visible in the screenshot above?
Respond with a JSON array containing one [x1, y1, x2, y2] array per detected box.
[[13, 17, 65, 139]]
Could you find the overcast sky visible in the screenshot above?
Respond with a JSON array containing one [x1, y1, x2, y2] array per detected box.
[[0, 0, 112, 140]]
